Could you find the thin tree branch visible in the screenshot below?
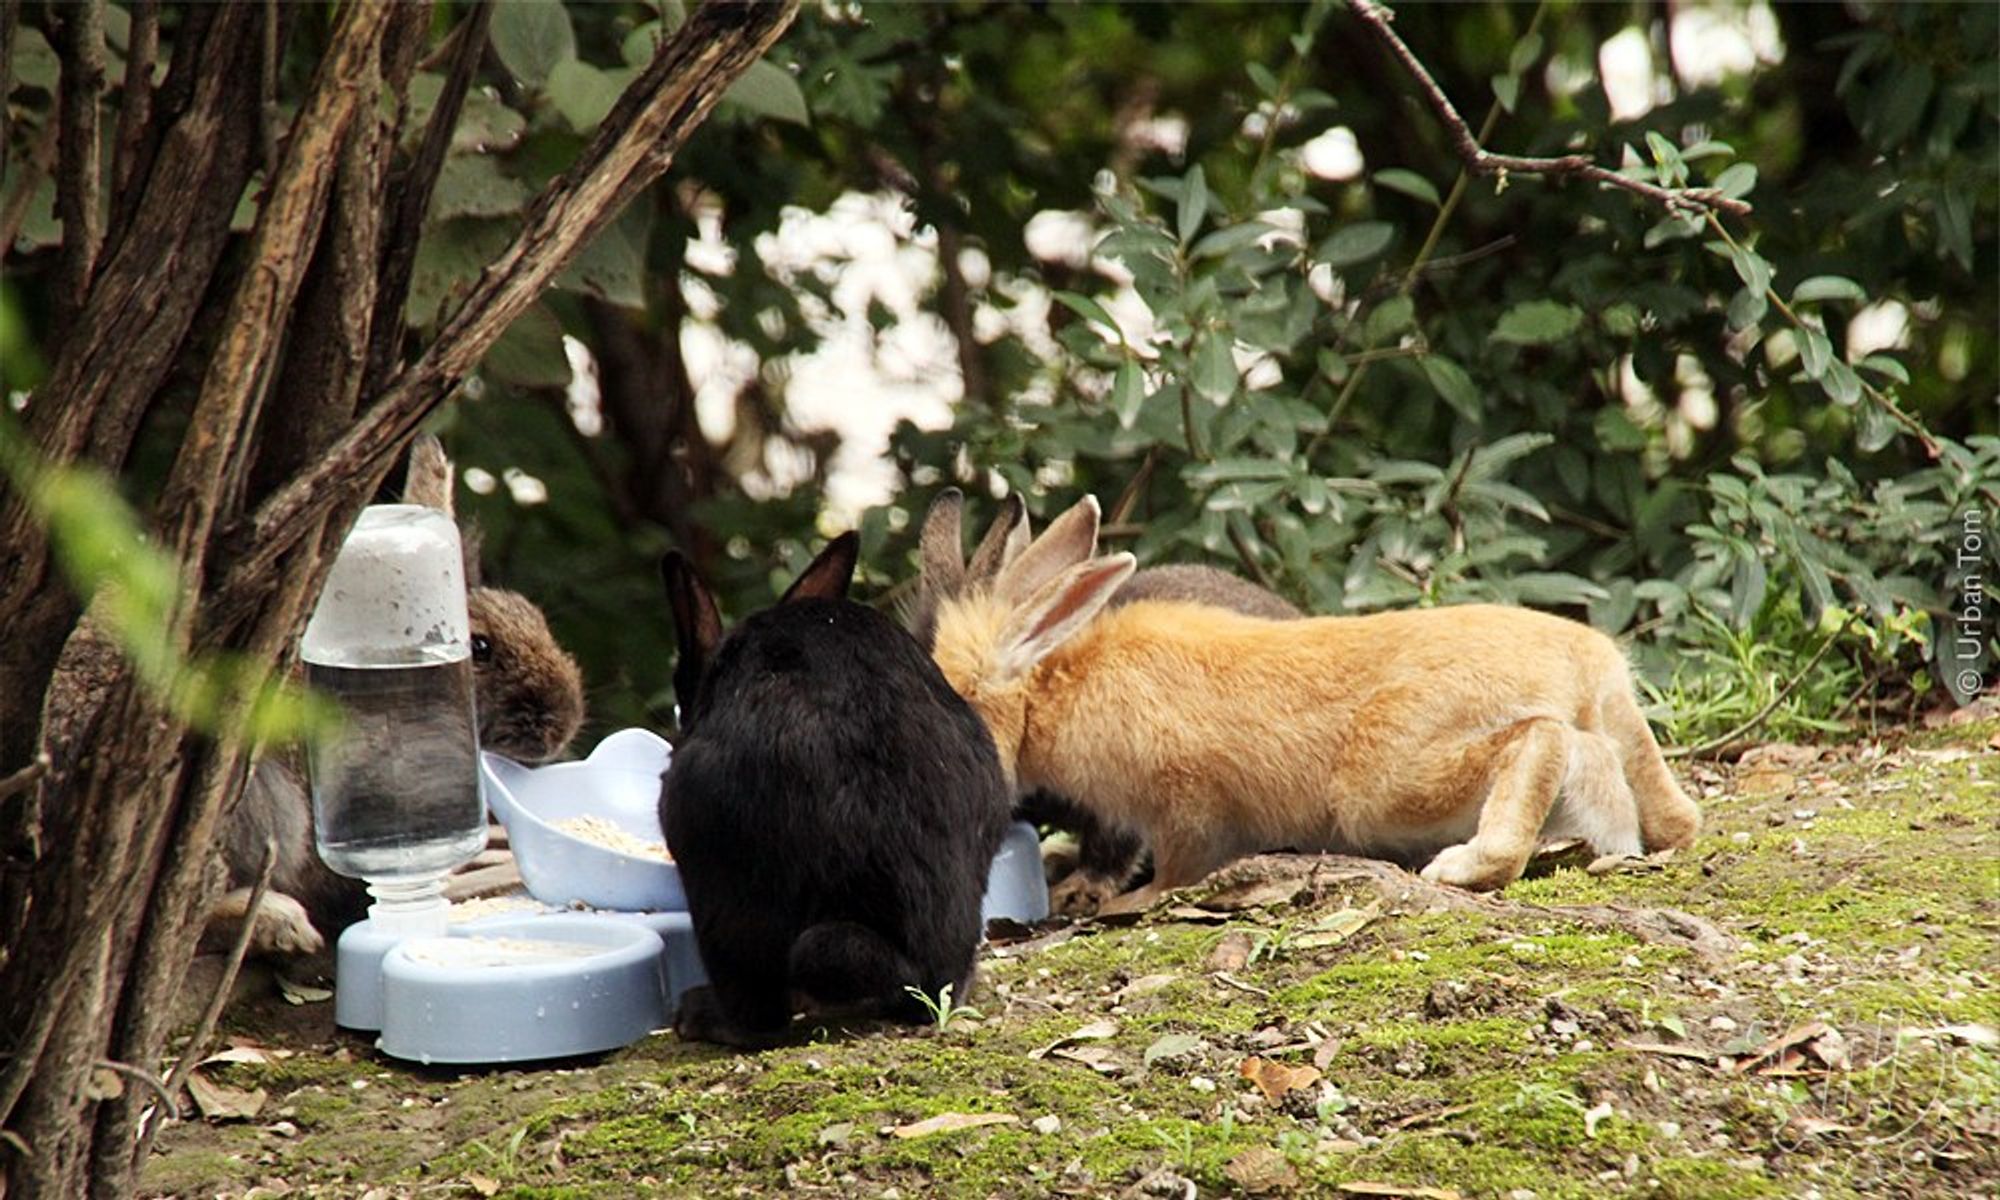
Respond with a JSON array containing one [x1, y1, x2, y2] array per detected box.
[[0, 1, 19, 187], [0, 116, 57, 258], [366, 0, 496, 397], [0, 755, 48, 807], [219, 1, 801, 616], [106, 0, 158, 206], [1347, 0, 1749, 219], [52, 0, 108, 338], [88, 1060, 176, 1121]]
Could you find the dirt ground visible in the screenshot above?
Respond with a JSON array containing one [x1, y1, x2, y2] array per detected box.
[[142, 720, 1998, 1199]]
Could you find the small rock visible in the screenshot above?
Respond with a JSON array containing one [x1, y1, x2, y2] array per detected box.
[[1730, 831, 1752, 845], [1709, 1016, 1739, 1032], [1031, 1115, 1062, 1135], [1189, 1076, 1216, 1093]]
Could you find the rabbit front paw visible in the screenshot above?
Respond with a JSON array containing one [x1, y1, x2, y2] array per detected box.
[[252, 892, 326, 956], [1048, 871, 1119, 918], [1419, 842, 1514, 892]]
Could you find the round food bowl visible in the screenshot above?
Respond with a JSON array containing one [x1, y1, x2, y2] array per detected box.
[[980, 820, 1050, 925], [480, 729, 685, 912], [377, 914, 666, 1064]]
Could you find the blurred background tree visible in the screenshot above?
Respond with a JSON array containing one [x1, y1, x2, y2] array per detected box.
[[4, 1, 1993, 746]]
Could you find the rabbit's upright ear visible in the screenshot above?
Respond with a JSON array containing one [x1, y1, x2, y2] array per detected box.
[[994, 553, 1136, 681], [919, 489, 967, 598], [662, 552, 723, 681], [404, 435, 455, 515], [966, 494, 1028, 587], [994, 495, 1100, 607], [781, 531, 861, 605]]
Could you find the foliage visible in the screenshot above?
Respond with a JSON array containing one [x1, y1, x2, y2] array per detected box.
[[5, 1, 1995, 742]]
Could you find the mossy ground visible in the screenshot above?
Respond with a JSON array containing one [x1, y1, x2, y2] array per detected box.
[[144, 724, 1999, 1199]]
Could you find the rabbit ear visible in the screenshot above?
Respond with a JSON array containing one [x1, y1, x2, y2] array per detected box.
[[404, 435, 455, 515], [781, 531, 860, 605], [994, 553, 1136, 681], [919, 489, 966, 598], [994, 495, 1099, 608], [661, 552, 723, 679], [966, 494, 1027, 587]]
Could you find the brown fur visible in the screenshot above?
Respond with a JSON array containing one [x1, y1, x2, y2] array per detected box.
[[929, 498, 1701, 914]]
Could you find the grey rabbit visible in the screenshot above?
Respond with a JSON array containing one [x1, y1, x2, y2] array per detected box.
[[904, 488, 1300, 917], [209, 437, 585, 956]]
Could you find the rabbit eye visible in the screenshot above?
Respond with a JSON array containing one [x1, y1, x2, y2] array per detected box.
[[471, 634, 493, 664]]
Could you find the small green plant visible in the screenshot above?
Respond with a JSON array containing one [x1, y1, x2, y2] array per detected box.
[[676, 1112, 697, 1136], [903, 982, 982, 1033], [1247, 922, 1295, 966], [1313, 1086, 1351, 1124], [1148, 1121, 1198, 1171], [464, 1124, 531, 1180]]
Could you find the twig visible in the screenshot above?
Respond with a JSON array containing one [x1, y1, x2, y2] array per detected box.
[[1108, 448, 1160, 528], [1213, 971, 1273, 999], [1226, 520, 1277, 592], [143, 835, 278, 1154], [52, 0, 107, 337], [0, 116, 59, 260], [1663, 617, 1851, 760], [0, 754, 49, 805], [1437, 445, 1476, 556], [1700, 211, 1941, 460], [107, 0, 159, 212], [0, 0, 18, 187], [91, 1059, 178, 1116], [259, 0, 281, 180], [1347, 0, 1749, 219]]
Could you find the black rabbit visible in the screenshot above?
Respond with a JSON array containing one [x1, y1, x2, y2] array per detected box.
[[659, 532, 1011, 1047]]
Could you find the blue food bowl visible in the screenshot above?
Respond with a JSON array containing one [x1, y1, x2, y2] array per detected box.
[[480, 729, 685, 912], [981, 820, 1050, 924]]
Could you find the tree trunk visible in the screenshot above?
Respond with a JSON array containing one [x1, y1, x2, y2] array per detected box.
[[0, 3, 799, 1196]]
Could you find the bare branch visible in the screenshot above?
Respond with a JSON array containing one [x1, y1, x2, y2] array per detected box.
[[0, 1, 19, 187], [0, 755, 48, 807], [106, 0, 159, 206], [52, 0, 108, 337], [219, 1, 801, 614], [1347, 0, 1750, 220]]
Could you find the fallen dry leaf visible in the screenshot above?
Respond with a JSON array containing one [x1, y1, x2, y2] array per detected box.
[[1384, 1102, 1475, 1132], [1313, 1037, 1342, 1072], [1736, 768, 1798, 795], [1337, 1183, 1463, 1199], [1619, 1040, 1718, 1064], [1208, 931, 1253, 973], [1293, 901, 1380, 950], [1050, 1045, 1124, 1074], [1196, 874, 1308, 912], [185, 1070, 268, 1121], [1224, 1147, 1299, 1193], [1239, 1056, 1321, 1102], [1162, 905, 1234, 925], [465, 1173, 502, 1198], [887, 1112, 1017, 1139], [202, 1044, 276, 1068], [1583, 1100, 1614, 1137], [1027, 1019, 1119, 1060], [1732, 1021, 1848, 1076]]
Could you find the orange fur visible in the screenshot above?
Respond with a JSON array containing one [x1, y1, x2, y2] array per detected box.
[[933, 576, 1701, 910]]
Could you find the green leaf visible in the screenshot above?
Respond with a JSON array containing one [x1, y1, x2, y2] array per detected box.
[[557, 204, 652, 309], [1790, 275, 1867, 305], [1727, 286, 1768, 332], [1856, 402, 1898, 453], [723, 58, 810, 126], [1246, 62, 1281, 99], [1856, 354, 1910, 384], [1053, 291, 1119, 337], [1935, 184, 1973, 271], [1491, 73, 1520, 114], [1178, 165, 1209, 245], [621, 20, 664, 67], [1111, 360, 1145, 430], [1191, 333, 1237, 402], [1374, 168, 1440, 207], [1317, 221, 1395, 269], [1868, 60, 1933, 148], [1363, 295, 1414, 345], [1724, 242, 1773, 295], [428, 154, 532, 221], [489, 0, 576, 88], [1820, 360, 1863, 407], [1798, 326, 1834, 378], [1491, 300, 1582, 346], [1190, 222, 1275, 260], [1144, 1033, 1205, 1069], [483, 304, 572, 389], [548, 59, 636, 133], [1712, 162, 1757, 200], [1508, 31, 1544, 77], [1421, 355, 1481, 421], [1185, 458, 1291, 485]]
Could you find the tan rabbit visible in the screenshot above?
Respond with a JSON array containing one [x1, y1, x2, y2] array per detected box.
[[905, 489, 1301, 914], [928, 495, 1701, 916], [209, 437, 586, 956]]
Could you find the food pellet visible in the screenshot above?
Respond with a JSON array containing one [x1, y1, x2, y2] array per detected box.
[[553, 815, 672, 862]]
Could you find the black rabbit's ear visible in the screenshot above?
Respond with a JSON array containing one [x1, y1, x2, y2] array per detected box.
[[781, 531, 860, 605], [661, 552, 723, 674]]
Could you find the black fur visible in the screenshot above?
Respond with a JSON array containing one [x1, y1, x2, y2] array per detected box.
[[660, 534, 1011, 1047]]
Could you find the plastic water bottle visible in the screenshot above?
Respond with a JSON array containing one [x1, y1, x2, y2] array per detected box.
[[302, 504, 485, 938]]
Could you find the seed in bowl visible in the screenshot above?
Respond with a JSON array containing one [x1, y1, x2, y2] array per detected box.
[[403, 937, 605, 968], [553, 815, 673, 862]]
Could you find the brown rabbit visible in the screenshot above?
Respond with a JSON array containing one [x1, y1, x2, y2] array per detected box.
[[905, 488, 1300, 914], [210, 437, 586, 956], [928, 496, 1702, 916]]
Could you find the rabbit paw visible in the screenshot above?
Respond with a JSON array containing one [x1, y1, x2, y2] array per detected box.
[[1419, 843, 1513, 892], [1048, 871, 1119, 918], [252, 893, 325, 956]]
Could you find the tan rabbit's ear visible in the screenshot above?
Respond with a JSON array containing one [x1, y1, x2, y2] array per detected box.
[[919, 489, 966, 598], [966, 494, 1027, 587], [404, 435, 455, 515], [993, 553, 1136, 681], [994, 495, 1099, 608]]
